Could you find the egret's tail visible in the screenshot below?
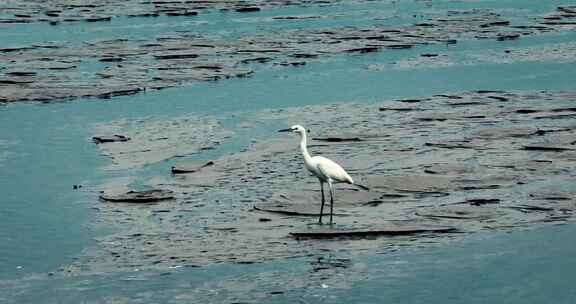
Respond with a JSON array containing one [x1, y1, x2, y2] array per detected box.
[[353, 183, 370, 191]]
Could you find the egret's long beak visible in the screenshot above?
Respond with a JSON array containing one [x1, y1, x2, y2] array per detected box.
[[278, 128, 291, 132]]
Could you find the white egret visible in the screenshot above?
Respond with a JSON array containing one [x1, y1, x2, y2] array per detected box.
[[279, 125, 369, 224]]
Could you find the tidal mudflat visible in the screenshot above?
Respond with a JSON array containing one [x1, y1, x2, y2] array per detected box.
[[1, 3, 575, 102], [78, 90, 576, 274], [1, 0, 576, 303]]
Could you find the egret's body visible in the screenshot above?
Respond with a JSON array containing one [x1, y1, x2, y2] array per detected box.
[[306, 156, 353, 185], [279, 125, 367, 224]]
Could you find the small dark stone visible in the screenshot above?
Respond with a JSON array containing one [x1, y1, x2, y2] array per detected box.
[[6, 71, 36, 77], [235, 7, 261, 13], [398, 99, 422, 103], [480, 21, 510, 27], [386, 44, 413, 49], [313, 137, 363, 142], [465, 198, 500, 206], [99, 57, 124, 62], [45, 11, 61, 17], [240, 57, 272, 64], [497, 33, 520, 41], [92, 134, 131, 144], [165, 10, 198, 16], [290, 53, 319, 58], [476, 90, 505, 94], [346, 46, 380, 53], [276, 60, 306, 66], [486, 95, 509, 101], [153, 53, 199, 60], [85, 16, 112, 22]]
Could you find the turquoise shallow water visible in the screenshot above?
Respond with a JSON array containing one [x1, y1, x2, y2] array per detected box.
[[1, 0, 576, 302], [3, 224, 576, 303]]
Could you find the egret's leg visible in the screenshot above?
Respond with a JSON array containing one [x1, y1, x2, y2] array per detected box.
[[328, 180, 335, 225], [319, 181, 325, 224]]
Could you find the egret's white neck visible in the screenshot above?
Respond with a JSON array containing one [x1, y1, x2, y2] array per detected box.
[[299, 131, 313, 164]]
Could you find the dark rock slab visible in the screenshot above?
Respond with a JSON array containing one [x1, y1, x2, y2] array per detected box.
[[522, 145, 573, 152], [171, 161, 214, 174], [235, 7, 261, 13], [379, 103, 423, 111], [290, 226, 457, 239], [164, 10, 198, 16], [85, 16, 112, 22], [275, 60, 306, 66], [312, 136, 363, 142], [96, 86, 143, 99], [451, 198, 501, 206], [529, 190, 574, 201], [496, 33, 521, 41], [153, 52, 199, 60], [92, 134, 131, 144], [0, 45, 34, 53], [345, 46, 381, 54], [386, 44, 414, 49], [515, 107, 576, 114], [100, 189, 175, 203], [5, 71, 37, 77], [272, 15, 322, 20]]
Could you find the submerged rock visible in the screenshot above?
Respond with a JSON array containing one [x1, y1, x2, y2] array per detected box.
[[99, 189, 175, 203], [290, 226, 457, 239]]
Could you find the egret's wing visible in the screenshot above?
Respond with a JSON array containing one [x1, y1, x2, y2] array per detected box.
[[314, 156, 353, 184]]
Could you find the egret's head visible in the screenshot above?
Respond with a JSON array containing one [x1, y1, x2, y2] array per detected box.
[[278, 124, 307, 134]]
